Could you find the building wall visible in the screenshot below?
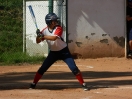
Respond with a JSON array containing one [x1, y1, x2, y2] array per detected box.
[[68, 0, 126, 58]]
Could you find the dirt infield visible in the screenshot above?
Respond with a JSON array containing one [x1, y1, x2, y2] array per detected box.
[[0, 57, 132, 99]]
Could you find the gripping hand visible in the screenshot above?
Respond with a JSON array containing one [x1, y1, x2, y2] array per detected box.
[[36, 29, 44, 38]]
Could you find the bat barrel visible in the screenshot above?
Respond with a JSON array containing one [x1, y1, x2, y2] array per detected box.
[[28, 5, 38, 29]]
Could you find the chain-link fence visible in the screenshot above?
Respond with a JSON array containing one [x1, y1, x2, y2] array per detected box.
[[24, 0, 67, 56], [0, 0, 67, 65]]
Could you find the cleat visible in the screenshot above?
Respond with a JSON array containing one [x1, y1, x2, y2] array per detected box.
[[128, 50, 132, 57], [128, 53, 132, 57], [82, 83, 89, 91], [29, 83, 36, 89]]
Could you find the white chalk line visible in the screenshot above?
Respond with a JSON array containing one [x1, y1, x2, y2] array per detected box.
[[53, 65, 94, 68]]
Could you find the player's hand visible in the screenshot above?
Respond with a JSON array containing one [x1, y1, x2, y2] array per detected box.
[[36, 29, 41, 35], [37, 33, 44, 38], [36, 29, 44, 38]]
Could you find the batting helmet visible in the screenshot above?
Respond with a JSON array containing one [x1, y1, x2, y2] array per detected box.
[[45, 13, 59, 25]]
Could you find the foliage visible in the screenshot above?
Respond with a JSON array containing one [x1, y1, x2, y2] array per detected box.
[[0, 0, 23, 53], [0, 52, 45, 65], [0, 0, 45, 65]]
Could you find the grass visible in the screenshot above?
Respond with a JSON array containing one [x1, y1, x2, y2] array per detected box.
[[0, 0, 47, 65], [0, 52, 45, 65]]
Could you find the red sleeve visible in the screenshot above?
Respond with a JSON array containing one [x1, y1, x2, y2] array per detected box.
[[54, 26, 63, 37]]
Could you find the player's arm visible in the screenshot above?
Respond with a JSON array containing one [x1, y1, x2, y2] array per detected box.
[[36, 29, 45, 44], [42, 26, 62, 41], [36, 36, 43, 43], [43, 26, 62, 41], [36, 35, 59, 43], [43, 35, 59, 41]]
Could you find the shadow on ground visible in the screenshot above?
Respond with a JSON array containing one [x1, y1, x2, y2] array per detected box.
[[0, 71, 132, 90]]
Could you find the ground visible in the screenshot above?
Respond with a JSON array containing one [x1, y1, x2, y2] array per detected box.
[[0, 57, 132, 99]]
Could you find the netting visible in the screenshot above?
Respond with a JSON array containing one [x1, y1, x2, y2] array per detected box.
[[0, 0, 67, 65]]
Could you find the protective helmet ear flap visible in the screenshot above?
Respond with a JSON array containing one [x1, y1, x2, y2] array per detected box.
[[45, 13, 59, 25]]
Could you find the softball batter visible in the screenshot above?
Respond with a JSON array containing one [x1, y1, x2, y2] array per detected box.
[[29, 13, 88, 91]]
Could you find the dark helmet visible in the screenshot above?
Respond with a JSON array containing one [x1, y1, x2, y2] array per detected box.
[[45, 13, 59, 25]]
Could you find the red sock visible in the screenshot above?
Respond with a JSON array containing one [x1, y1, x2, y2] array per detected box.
[[75, 72, 84, 85], [33, 72, 42, 84]]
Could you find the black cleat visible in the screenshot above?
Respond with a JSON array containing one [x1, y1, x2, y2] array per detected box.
[[128, 52, 132, 57], [82, 83, 89, 91], [29, 83, 36, 89], [128, 50, 132, 58]]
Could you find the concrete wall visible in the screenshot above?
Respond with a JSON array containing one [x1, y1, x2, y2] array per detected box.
[[68, 0, 126, 58]]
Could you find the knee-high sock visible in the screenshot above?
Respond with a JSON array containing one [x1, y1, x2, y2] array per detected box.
[[33, 72, 42, 84], [75, 72, 84, 85]]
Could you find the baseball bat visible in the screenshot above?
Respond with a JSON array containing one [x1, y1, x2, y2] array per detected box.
[[28, 5, 38, 29]]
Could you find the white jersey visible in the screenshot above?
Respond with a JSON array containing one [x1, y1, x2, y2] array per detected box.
[[41, 25, 67, 51]]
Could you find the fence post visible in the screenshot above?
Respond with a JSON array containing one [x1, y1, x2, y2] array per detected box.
[[23, 0, 26, 53], [49, 0, 53, 13]]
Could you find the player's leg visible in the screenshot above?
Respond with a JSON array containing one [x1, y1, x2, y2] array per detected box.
[[63, 58, 88, 90], [29, 51, 58, 89], [61, 47, 88, 90]]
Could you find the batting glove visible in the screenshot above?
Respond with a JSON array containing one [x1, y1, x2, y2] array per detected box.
[[36, 29, 44, 38]]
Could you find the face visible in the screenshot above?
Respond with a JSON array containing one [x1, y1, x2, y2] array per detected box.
[[48, 20, 58, 29], [51, 20, 58, 25]]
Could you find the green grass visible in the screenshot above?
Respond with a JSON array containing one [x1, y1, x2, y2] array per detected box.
[[0, 0, 47, 65], [0, 52, 45, 65]]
